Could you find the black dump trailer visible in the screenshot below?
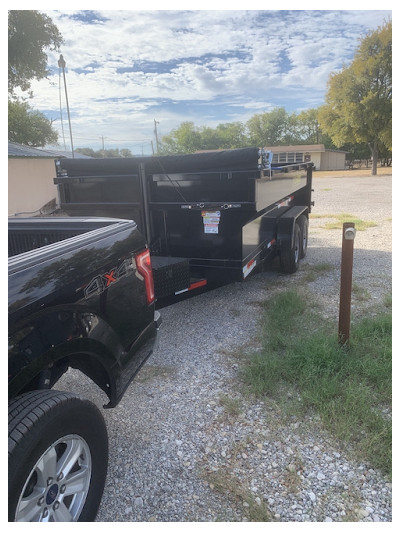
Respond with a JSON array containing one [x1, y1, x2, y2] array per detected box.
[[55, 148, 313, 300]]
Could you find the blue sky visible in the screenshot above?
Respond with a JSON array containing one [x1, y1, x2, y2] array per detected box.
[[24, 5, 392, 155]]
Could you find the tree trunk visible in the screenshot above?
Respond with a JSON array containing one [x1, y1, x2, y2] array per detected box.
[[368, 141, 378, 176]]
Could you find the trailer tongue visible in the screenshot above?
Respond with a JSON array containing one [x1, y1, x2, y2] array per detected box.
[[55, 148, 313, 301]]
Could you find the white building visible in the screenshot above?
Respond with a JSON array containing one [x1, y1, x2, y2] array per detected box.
[[265, 144, 347, 171]]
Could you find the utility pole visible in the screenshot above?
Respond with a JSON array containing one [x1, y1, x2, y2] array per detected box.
[[154, 119, 160, 154], [100, 136, 106, 157], [58, 55, 74, 158]]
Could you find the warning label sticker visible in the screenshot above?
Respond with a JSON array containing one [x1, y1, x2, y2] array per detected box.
[[202, 211, 221, 234]]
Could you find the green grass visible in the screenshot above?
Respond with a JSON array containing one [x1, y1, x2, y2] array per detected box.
[[311, 212, 377, 231], [244, 290, 392, 476], [206, 470, 273, 521], [302, 262, 334, 282]]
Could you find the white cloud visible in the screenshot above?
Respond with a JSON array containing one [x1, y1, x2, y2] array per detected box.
[[24, 9, 391, 152]]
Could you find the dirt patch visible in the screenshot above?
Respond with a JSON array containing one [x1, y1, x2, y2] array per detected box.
[[314, 168, 391, 178]]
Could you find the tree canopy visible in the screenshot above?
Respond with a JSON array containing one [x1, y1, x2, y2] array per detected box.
[[8, 100, 58, 147], [159, 108, 334, 155], [8, 10, 63, 147], [8, 10, 63, 97], [318, 20, 391, 175], [75, 147, 134, 158]]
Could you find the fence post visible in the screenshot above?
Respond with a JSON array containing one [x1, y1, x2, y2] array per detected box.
[[338, 222, 356, 345]]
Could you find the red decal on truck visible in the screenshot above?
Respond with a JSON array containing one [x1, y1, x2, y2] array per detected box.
[[104, 270, 116, 286], [84, 261, 129, 298]]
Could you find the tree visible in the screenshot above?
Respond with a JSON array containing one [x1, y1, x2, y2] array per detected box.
[[75, 147, 134, 158], [8, 11, 63, 147], [319, 20, 391, 175], [211, 122, 249, 149], [8, 10, 63, 96], [160, 122, 203, 154], [8, 100, 58, 146], [246, 107, 298, 147], [160, 121, 250, 154]]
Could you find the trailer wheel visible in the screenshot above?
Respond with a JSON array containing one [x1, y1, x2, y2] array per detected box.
[[280, 222, 301, 274], [8, 390, 108, 522], [298, 215, 308, 259]]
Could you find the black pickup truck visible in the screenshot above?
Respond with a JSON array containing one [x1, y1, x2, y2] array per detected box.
[[8, 217, 161, 522]]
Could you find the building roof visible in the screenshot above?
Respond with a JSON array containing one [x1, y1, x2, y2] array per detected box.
[[264, 144, 347, 153], [8, 142, 92, 159]]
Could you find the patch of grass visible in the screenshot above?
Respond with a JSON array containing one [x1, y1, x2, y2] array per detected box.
[[219, 394, 242, 417], [302, 262, 334, 282], [282, 456, 304, 493], [206, 470, 273, 522], [243, 290, 392, 476], [384, 293, 392, 308], [352, 283, 371, 302], [310, 213, 377, 231]]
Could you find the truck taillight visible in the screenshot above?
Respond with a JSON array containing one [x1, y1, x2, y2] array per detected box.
[[135, 249, 155, 304]]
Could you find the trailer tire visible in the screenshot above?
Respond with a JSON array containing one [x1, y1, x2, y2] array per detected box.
[[298, 215, 308, 259], [8, 390, 108, 522], [280, 222, 301, 274]]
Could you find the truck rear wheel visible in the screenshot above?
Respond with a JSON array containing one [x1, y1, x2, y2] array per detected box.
[[8, 390, 108, 522], [280, 222, 301, 274]]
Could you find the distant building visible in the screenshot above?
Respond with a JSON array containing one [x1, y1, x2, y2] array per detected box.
[[265, 144, 347, 171], [8, 142, 90, 216]]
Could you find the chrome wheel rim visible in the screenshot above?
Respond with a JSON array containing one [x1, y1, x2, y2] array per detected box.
[[15, 434, 92, 522]]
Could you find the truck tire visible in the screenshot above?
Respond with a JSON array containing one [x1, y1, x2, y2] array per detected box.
[[8, 390, 108, 522], [280, 222, 301, 274], [297, 215, 308, 259]]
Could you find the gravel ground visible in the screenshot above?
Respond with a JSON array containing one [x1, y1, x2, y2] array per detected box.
[[57, 172, 392, 523]]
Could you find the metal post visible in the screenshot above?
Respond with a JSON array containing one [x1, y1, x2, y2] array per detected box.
[[154, 119, 160, 154], [58, 55, 74, 158], [338, 222, 356, 345]]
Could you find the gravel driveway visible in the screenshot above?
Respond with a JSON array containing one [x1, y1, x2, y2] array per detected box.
[[57, 172, 392, 522]]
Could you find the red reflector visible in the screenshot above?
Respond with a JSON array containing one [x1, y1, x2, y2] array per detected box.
[[135, 249, 155, 304], [189, 280, 207, 291]]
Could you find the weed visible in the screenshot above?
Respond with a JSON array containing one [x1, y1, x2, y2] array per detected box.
[[302, 262, 334, 282], [219, 395, 242, 417], [384, 293, 392, 308], [352, 283, 371, 301], [205, 470, 273, 521], [282, 455, 304, 493]]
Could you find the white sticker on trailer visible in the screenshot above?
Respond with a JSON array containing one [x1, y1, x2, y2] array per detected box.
[[202, 210, 221, 234], [204, 224, 219, 234]]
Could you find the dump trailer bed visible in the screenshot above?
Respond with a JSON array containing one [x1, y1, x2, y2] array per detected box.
[[55, 148, 313, 298]]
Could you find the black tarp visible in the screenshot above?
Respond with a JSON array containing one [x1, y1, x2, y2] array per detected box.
[[58, 148, 261, 177]]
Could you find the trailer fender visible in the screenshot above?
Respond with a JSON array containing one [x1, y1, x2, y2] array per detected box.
[[276, 206, 309, 251]]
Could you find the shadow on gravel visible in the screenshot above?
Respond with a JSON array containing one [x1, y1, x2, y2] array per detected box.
[[306, 242, 392, 274]]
